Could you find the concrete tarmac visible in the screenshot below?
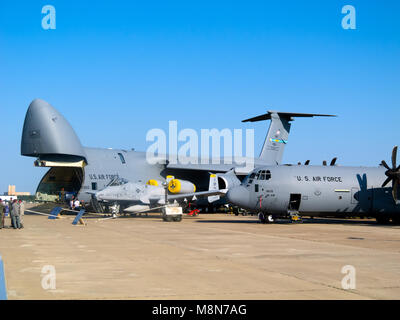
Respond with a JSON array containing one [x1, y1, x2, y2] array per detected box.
[[0, 211, 400, 300]]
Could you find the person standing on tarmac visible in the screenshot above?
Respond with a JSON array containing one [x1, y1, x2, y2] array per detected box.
[[9, 198, 15, 228], [0, 200, 5, 229], [11, 199, 21, 229], [4, 201, 10, 227], [18, 199, 25, 228]]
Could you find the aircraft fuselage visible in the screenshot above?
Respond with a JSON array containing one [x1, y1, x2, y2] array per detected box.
[[227, 165, 400, 217]]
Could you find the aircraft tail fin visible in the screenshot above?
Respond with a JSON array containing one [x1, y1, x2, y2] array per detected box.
[[208, 174, 220, 203], [242, 111, 335, 165]]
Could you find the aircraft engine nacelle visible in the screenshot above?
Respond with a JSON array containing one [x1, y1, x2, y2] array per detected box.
[[146, 179, 164, 187], [168, 179, 196, 194], [217, 173, 241, 190]]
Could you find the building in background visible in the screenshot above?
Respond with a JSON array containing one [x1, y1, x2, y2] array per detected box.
[[4, 185, 30, 196], [0, 185, 33, 202]]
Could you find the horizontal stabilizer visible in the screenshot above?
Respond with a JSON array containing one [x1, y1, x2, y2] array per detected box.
[[242, 111, 336, 123], [242, 110, 336, 165]]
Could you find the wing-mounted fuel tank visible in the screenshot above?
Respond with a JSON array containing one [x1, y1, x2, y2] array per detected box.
[[21, 99, 87, 162], [168, 179, 196, 194]]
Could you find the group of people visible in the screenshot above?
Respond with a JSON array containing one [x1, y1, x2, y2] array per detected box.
[[0, 199, 25, 230]]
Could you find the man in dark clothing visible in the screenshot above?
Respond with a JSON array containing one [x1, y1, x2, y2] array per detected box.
[[18, 200, 25, 228], [0, 200, 4, 229], [11, 200, 21, 229]]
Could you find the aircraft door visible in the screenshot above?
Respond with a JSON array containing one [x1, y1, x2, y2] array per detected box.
[[288, 193, 302, 211], [253, 183, 262, 211]]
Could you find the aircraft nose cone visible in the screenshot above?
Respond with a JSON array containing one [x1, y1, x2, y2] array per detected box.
[[227, 186, 250, 209], [21, 98, 86, 158]]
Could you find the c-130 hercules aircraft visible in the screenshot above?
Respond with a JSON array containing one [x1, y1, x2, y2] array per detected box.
[[226, 146, 400, 224], [20, 99, 333, 212]]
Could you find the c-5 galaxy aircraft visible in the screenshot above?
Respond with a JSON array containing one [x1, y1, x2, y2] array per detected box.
[[226, 146, 400, 224], [21, 98, 333, 211]]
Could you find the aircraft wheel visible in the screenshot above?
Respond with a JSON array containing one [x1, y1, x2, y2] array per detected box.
[[376, 216, 390, 225], [173, 215, 182, 222], [258, 212, 266, 224], [392, 216, 400, 225]]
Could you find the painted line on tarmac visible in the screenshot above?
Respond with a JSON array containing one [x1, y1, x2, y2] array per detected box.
[[26, 210, 67, 219], [0, 256, 7, 300]]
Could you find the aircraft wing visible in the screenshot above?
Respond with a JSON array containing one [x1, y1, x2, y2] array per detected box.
[[166, 159, 265, 175], [166, 162, 234, 173], [141, 189, 229, 203], [167, 189, 228, 202]]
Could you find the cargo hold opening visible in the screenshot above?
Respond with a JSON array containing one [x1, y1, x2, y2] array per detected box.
[[36, 167, 84, 202]]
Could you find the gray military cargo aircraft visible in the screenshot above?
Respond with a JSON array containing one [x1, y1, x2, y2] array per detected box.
[[226, 146, 400, 224], [21, 98, 333, 212]]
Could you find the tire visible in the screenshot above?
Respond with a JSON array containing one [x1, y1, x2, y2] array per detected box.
[[376, 216, 390, 224], [392, 216, 400, 225], [173, 215, 182, 222], [258, 212, 266, 224]]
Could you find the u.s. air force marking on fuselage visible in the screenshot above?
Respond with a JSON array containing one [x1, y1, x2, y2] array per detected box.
[[296, 176, 343, 182]]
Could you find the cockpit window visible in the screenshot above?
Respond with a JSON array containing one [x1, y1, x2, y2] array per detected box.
[[256, 170, 271, 181], [243, 170, 272, 186]]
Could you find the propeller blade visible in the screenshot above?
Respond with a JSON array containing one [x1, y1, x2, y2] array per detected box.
[[392, 146, 398, 169], [304, 160, 310, 166], [330, 157, 337, 166], [323, 160, 327, 166], [381, 160, 390, 170], [392, 179, 398, 202], [382, 176, 392, 187], [382, 177, 392, 188]]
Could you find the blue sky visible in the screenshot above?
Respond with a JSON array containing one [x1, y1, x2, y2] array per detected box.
[[0, 0, 399, 193]]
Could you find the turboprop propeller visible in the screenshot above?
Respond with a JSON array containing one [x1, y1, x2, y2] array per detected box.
[[381, 146, 400, 202], [322, 157, 338, 166]]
